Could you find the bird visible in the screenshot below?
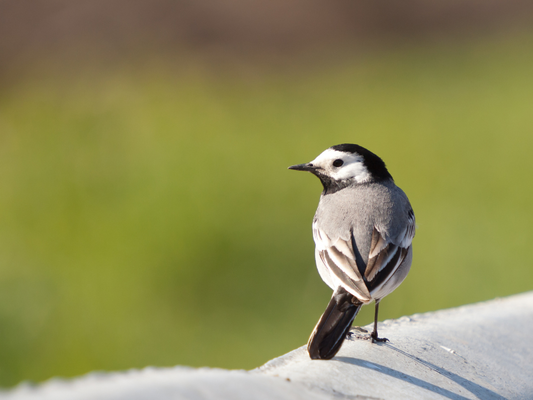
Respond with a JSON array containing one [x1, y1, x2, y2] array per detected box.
[[289, 143, 415, 360]]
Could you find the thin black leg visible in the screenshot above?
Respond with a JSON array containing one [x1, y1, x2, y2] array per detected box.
[[370, 301, 388, 343]]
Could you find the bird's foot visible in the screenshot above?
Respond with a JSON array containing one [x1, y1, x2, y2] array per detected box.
[[347, 327, 370, 341], [370, 331, 389, 343]]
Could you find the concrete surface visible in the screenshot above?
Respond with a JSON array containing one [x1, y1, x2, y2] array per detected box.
[[2, 292, 532, 400], [258, 291, 533, 399]]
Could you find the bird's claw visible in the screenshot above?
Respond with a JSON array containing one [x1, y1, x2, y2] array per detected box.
[[347, 327, 368, 341], [370, 332, 389, 343]]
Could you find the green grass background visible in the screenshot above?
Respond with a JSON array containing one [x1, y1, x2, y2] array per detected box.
[[0, 31, 532, 387]]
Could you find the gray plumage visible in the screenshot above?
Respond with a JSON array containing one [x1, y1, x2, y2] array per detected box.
[[289, 143, 415, 360]]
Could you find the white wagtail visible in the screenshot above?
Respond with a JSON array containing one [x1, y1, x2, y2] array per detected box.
[[289, 144, 415, 360]]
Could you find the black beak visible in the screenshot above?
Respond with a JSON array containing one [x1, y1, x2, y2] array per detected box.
[[288, 163, 316, 172]]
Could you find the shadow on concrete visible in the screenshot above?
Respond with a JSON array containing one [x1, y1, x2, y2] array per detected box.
[[337, 345, 505, 400]]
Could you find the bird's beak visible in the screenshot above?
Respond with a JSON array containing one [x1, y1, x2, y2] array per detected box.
[[288, 163, 316, 172]]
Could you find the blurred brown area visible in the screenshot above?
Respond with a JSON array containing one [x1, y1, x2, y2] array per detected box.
[[1, 0, 533, 77]]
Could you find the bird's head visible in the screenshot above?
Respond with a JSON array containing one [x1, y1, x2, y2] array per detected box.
[[289, 144, 393, 194]]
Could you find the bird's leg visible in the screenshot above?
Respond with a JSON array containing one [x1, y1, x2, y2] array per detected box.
[[370, 301, 389, 343]]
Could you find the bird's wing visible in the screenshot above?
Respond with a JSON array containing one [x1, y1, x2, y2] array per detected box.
[[313, 222, 372, 302], [364, 208, 416, 291], [313, 208, 415, 302]]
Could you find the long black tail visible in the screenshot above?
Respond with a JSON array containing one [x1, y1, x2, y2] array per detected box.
[[307, 286, 362, 360]]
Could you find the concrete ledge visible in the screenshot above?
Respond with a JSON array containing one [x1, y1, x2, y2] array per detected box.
[[258, 291, 533, 399], [2, 292, 533, 400]]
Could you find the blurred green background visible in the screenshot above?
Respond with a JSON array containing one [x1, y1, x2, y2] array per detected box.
[[1, 0, 533, 388]]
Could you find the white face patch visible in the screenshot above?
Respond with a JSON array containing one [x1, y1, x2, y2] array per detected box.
[[310, 149, 371, 183]]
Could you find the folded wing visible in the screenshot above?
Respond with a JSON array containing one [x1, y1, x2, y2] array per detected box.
[[313, 208, 415, 302]]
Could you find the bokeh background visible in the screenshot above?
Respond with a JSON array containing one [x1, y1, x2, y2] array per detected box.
[[1, 0, 533, 388]]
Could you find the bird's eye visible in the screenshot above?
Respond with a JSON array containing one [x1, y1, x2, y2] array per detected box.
[[333, 159, 344, 167]]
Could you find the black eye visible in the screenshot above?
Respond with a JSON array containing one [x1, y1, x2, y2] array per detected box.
[[332, 159, 344, 167]]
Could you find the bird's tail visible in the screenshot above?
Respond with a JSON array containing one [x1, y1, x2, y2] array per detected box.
[[307, 286, 362, 360]]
